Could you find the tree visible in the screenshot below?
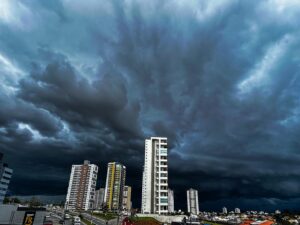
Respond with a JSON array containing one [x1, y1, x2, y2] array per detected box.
[[3, 197, 10, 204], [29, 197, 42, 207], [59, 201, 65, 207], [3, 197, 21, 204]]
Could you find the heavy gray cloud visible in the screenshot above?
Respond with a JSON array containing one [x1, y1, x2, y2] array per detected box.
[[1, 0, 300, 211]]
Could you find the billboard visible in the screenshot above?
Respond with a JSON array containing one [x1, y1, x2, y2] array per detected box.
[[23, 212, 36, 225]]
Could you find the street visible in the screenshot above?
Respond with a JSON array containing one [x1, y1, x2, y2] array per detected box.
[[81, 212, 121, 225], [47, 209, 121, 225], [47, 211, 72, 225]]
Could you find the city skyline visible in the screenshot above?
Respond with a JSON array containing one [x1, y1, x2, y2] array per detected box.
[[1, 0, 300, 212]]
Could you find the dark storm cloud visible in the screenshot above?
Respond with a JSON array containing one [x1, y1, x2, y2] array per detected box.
[[18, 56, 142, 138], [1, 0, 300, 210]]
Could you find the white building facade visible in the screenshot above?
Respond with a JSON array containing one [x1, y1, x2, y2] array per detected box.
[[187, 188, 199, 215], [65, 160, 98, 211], [168, 189, 174, 213], [142, 137, 168, 215], [235, 208, 241, 214]]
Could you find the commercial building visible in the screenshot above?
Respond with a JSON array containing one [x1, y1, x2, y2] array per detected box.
[[0, 153, 13, 204], [0, 205, 46, 225], [94, 188, 105, 210], [122, 186, 132, 212], [168, 189, 174, 213], [141, 137, 168, 215], [104, 162, 126, 211], [187, 188, 199, 215], [65, 160, 98, 211]]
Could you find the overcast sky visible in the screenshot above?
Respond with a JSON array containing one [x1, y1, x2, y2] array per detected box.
[[1, 0, 300, 211]]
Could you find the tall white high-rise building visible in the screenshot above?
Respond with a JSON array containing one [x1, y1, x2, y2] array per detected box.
[[235, 208, 241, 214], [141, 137, 168, 215], [187, 188, 199, 215], [65, 160, 98, 211], [222, 207, 228, 214], [168, 189, 174, 213]]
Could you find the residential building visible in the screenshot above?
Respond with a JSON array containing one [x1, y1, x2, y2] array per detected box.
[[122, 186, 132, 212], [65, 160, 98, 211], [104, 162, 126, 211], [275, 210, 281, 214], [168, 189, 174, 213], [0, 153, 13, 204], [222, 207, 228, 214], [187, 188, 199, 215], [235, 208, 241, 214], [94, 188, 105, 210], [141, 137, 168, 215]]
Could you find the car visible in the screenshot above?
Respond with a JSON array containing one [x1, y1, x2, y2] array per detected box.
[[43, 220, 53, 225], [73, 216, 81, 225], [59, 219, 64, 224]]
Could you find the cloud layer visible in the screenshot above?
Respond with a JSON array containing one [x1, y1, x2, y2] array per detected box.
[[1, 0, 300, 211]]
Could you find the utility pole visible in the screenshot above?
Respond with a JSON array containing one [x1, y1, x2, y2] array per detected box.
[[90, 209, 93, 225], [90, 200, 94, 225]]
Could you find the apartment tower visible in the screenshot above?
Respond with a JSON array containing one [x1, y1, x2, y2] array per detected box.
[[94, 188, 105, 210], [187, 188, 199, 215], [141, 137, 168, 215], [168, 189, 174, 213], [65, 160, 98, 210], [0, 153, 13, 203], [104, 162, 126, 211], [122, 186, 132, 212]]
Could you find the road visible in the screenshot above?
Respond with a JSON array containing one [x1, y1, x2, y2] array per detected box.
[[47, 211, 72, 225], [47, 209, 122, 225], [81, 213, 121, 225]]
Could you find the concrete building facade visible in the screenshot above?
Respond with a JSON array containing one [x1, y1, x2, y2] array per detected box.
[[142, 137, 168, 215], [94, 188, 105, 210], [122, 185, 132, 212], [235, 208, 241, 214], [0, 153, 13, 204], [187, 188, 199, 215], [104, 162, 126, 211], [65, 160, 98, 211], [168, 189, 174, 213]]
